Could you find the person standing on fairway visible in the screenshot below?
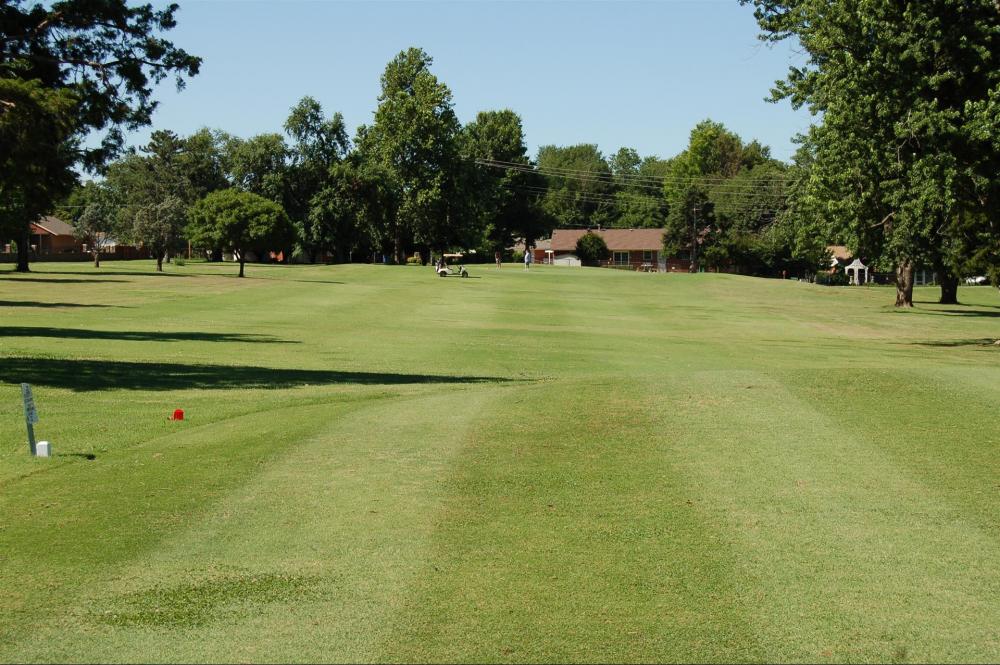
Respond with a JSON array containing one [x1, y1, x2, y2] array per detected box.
[[524, 248, 531, 271], [495, 250, 502, 270]]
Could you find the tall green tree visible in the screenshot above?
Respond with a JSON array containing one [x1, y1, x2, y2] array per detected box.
[[104, 131, 191, 270], [464, 109, 550, 251], [663, 187, 714, 273], [660, 120, 791, 274], [178, 128, 228, 202], [1, 0, 199, 271], [0, 80, 77, 268], [307, 158, 387, 263], [223, 133, 289, 202], [187, 189, 292, 277], [357, 48, 467, 262], [744, 0, 1000, 306], [284, 97, 349, 262], [537, 144, 615, 229], [611, 148, 670, 229]]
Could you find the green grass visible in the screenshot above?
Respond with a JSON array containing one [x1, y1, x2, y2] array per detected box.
[[1, 260, 998, 663]]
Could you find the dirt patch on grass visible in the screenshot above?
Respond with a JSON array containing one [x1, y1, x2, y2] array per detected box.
[[92, 570, 324, 628]]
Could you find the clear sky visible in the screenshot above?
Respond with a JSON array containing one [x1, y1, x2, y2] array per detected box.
[[131, 0, 815, 163]]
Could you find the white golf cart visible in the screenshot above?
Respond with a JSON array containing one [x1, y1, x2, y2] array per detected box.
[[436, 253, 469, 278]]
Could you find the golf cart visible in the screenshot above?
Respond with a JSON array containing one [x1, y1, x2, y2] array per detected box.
[[436, 253, 469, 277]]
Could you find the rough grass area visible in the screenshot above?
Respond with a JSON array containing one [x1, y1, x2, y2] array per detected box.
[[1, 261, 998, 663]]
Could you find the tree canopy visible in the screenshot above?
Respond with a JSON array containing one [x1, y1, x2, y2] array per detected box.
[[187, 189, 292, 277], [357, 48, 467, 262], [743, 0, 1000, 305], [1, 0, 200, 271]]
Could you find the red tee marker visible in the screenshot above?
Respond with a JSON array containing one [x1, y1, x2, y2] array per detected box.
[[170, 409, 184, 421]]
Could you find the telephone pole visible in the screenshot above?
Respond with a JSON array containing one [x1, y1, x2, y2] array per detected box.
[[690, 204, 700, 273]]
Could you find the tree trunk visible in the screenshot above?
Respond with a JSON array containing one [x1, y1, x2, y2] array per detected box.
[[239, 256, 245, 278], [16, 224, 30, 273], [895, 260, 914, 307], [938, 272, 959, 305], [93, 251, 100, 268], [156, 252, 163, 272]]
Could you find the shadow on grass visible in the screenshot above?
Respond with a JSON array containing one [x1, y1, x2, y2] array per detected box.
[[54, 452, 97, 460], [0, 357, 512, 391], [913, 338, 999, 347], [33, 269, 192, 278], [0, 301, 128, 309], [250, 277, 345, 285], [915, 308, 1000, 318], [0, 327, 296, 344], [0, 277, 127, 283]]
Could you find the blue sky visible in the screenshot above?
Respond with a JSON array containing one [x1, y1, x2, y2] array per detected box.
[[133, 0, 815, 163]]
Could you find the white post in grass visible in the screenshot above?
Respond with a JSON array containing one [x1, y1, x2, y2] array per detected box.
[[21, 383, 38, 456]]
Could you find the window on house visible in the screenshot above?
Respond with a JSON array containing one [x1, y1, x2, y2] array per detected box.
[[613, 251, 630, 265], [642, 250, 656, 263]]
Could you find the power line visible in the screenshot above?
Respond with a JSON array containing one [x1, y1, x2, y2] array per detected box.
[[477, 157, 798, 186], [476, 159, 796, 195], [498, 182, 786, 217]]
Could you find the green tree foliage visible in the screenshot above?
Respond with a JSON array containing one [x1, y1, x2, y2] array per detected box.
[[104, 131, 194, 270], [663, 188, 714, 272], [284, 96, 350, 262], [463, 109, 550, 252], [611, 148, 670, 229], [178, 128, 228, 202], [0, 79, 78, 267], [59, 181, 116, 267], [744, 0, 1000, 306], [187, 189, 292, 277], [575, 232, 611, 267], [0, 0, 199, 271], [357, 48, 468, 262], [537, 144, 615, 229], [307, 159, 386, 263], [223, 133, 289, 203], [660, 120, 796, 275]]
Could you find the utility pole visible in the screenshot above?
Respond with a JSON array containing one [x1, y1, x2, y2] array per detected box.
[[690, 204, 700, 273]]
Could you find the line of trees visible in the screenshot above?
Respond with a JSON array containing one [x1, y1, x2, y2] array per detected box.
[[4, 2, 997, 303], [48, 45, 817, 278]]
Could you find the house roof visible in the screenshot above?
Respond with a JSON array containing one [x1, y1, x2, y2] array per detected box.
[[512, 237, 552, 252], [551, 228, 665, 252], [32, 216, 75, 237], [827, 245, 852, 262]]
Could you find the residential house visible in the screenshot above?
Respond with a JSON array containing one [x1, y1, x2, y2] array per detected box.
[[29, 216, 82, 254], [549, 228, 680, 271]]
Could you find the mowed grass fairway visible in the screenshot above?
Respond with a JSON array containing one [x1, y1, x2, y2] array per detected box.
[[1, 261, 998, 663]]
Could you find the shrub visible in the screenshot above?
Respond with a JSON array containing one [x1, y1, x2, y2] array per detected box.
[[816, 270, 849, 286], [576, 232, 610, 266], [405, 256, 421, 265], [174, 257, 186, 267]]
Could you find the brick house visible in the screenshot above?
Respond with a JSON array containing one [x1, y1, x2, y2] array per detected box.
[[28, 216, 82, 254], [549, 228, 689, 271]]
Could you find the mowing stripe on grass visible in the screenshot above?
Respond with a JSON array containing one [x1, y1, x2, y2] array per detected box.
[[655, 368, 1000, 662]]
